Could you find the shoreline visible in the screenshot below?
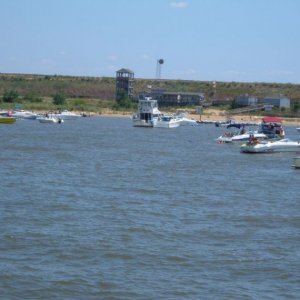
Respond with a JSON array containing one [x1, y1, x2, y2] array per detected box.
[[94, 109, 300, 126]]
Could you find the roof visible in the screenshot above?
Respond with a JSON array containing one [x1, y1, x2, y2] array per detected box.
[[262, 117, 282, 123], [116, 68, 134, 74]]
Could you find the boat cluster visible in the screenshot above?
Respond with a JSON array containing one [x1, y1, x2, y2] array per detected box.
[[0, 109, 81, 124], [215, 116, 300, 169], [132, 98, 300, 168]]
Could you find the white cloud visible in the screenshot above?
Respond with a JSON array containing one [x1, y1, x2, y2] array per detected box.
[[170, 1, 188, 9]]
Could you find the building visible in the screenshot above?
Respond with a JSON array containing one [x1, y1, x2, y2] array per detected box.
[[139, 89, 204, 107], [263, 95, 290, 109], [234, 95, 258, 107], [115, 68, 134, 101]]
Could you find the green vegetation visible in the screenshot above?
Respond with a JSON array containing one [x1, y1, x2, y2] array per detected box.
[[2, 89, 19, 103], [52, 92, 66, 106], [1, 73, 300, 115]]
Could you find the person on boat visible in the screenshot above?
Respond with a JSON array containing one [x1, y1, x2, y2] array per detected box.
[[248, 134, 258, 145]]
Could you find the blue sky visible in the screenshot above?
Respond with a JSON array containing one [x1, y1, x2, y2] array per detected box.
[[1, 0, 300, 83]]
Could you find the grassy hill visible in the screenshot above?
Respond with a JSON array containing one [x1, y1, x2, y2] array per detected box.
[[1, 73, 300, 113]]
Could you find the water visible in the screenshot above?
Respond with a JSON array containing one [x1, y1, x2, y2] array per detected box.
[[1, 117, 300, 299]]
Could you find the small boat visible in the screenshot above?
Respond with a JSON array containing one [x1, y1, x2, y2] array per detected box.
[[216, 124, 267, 143], [174, 112, 198, 126], [48, 110, 80, 120], [241, 138, 300, 153], [231, 131, 267, 143], [296, 127, 300, 133], [0, 116, 16, 124], [258, 116, 285, 139], [132, 97, 162, 127], [155, 115, 181, 128], [292, 156, 300, 168], [11, 110, 38, 119], [37, 116, 64, 124]]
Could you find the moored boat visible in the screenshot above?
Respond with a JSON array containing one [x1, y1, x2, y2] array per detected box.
[[216, 124, 267, 143], [48, 110, 80, 120], [155, 115, 181, 128], [241, 138, 300, 153], [258, 116, 285, 139], [11, 110, 39, 119], [132, 97, 162, 127], [0, 116, 16, 124], [37, 116, 64, 124]]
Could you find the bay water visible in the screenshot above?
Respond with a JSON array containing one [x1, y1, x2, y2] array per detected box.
[[1, 117, 300, 299]]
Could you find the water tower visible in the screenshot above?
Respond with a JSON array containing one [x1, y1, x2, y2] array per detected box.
[[156, 59, 164, 79]]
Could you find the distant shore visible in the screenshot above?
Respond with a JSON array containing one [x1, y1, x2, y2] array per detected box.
[[94, 108, 300, 126]]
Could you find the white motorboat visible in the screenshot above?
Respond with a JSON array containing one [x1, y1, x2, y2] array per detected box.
[[241, 138, 300, 153], [48, 110, 80, 120], [173, 112, 197, 126], [155, 115, 181, 128], [216, 123, 267, 143], [37, 116, 64, 124], [178, 117, 198, 126], [132, 97, 162, 127], [231, 131, 267, 143], [296, 127, 300, 133], [11, 110, 39, 119], [216, 130, 267, 143]]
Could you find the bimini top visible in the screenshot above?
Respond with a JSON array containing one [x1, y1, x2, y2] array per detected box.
[[262, 117, 282, 124]]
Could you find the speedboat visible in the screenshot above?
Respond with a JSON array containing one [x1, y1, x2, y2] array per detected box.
[[216, 130, 267, 143], [216, 123, 267, 143], [155, 115, 181, 128], [11, 110, 38, 119], [241, 138, 300, 153], [174, 112, 198, 126], [37, 116, 64, 124], [231, 131, 267, 143], [132, 97, 162, 127], [48, 110, 80, 120]]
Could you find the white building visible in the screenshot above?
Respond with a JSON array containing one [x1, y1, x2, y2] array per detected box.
[[263, 95, 290, 109]]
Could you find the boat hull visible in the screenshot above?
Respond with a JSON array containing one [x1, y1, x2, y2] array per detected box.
[[216, 132, 266, 144], [241, 139, 300, 153], [133, 119, 156, 127], [155, 120, 181, 128], [0, 117, 16, 124], [37, 117, 64, 124]]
